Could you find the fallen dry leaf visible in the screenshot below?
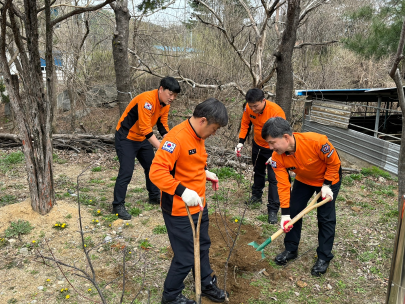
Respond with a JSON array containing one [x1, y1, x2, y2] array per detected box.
[[297, 280, 307, 288]]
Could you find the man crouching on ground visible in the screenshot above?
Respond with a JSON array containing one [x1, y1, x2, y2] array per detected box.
[[150, 98, 229, 304]]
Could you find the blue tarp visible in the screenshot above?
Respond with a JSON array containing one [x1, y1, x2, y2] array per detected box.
[[40, 57, 63, 67]]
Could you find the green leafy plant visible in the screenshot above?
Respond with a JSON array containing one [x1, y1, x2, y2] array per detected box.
[[361, 166, 392, 179], [210, 167, 242, 180], [0, 194, 17, 206], [91, 166, 102, 172], [153, 225, 167, 234], [5, 220, 33, 238], [129, 207, 142, 216], [139, 238, 152, 250]]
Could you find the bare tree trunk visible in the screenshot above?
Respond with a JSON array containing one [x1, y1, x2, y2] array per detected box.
[[111, 0, 132, 116], [274, 0, 301, 121]]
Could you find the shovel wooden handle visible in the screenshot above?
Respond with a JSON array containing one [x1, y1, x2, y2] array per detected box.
[[271, 192, 331, 242], [185, 198, 204, 304]]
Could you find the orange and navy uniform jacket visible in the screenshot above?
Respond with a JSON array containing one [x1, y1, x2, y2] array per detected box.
[[116, 89, 169, 141], [238, 100, 286, 149], [149, 119, 208, 216], [271, 132, 341, 214]]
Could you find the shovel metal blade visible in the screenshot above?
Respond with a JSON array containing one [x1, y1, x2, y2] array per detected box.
[[248, 241, 266, 259]]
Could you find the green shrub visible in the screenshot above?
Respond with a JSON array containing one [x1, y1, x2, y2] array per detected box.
[[5, 220, 33, 238]]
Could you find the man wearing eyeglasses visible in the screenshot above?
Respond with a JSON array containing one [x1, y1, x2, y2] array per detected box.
[[235, 88, 286, 224]]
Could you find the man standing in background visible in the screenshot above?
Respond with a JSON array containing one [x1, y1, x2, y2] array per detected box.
[[235, 88, 286, 224], [112, 77, 181, 220]]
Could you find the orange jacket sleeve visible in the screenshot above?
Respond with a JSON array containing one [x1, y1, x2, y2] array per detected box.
[[271, 153, 292, 210], [150, 138, 186, 196], [138, 97, 155, 138], [238, 107, 251, 143], [317, 136, 341, 184]]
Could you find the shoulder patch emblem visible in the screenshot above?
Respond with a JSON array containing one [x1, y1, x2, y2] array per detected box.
[[162, 141, 176, 153], [320, 143, 331, 154], [271, 160, 277, 168], [144, 102, 152, 110], [250, 114, 256, 119], [188, 149, 196, 155]]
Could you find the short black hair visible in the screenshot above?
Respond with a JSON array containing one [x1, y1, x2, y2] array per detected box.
[[246, 88, 264, 103], [160, 76, 181, 93], [193, 98, 228, 127], [261, 117, 292, 139]]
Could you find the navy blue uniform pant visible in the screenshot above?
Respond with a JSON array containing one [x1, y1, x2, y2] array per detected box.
[[284, 179, 341, 261], [251, 140, 280, 213], [112, 131, 160, 205], [162, 207, 213, 301]]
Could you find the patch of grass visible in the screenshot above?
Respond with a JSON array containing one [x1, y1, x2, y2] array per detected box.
[[374, 188, 395, 197], [230, 216, 246, 224], [256, 214, 268, 222], [210, 167, 242, 180], [383, 209, 399, 218], [342, 175, 354, 186], [350, 173, 363, 180], [130, 187, 145, 193], [211, 193, 225, 201], [0, 194, 17, 206], [361, 166, 393, 180], [358, 250, 377, 262], [336, 196, 346, 202], [110, 176, 117, 181], [79, 194, 96, 206], [91, 166, 102, 172], [52, 153, 67, 164], [80, 187, 90, 192], [0, 151, 24, 173], [129, 207, 142, 216], [5, 220, 33, 238], [90, 178, 104, 184], [153, 225, 167, 234]]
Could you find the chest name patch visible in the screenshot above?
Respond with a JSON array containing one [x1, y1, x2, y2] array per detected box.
[[144, 102, 152, 110], [162, 141, 176, 153], [189, 149, 196, 155], [271, 160, 277, 168], [320, 143, 331, 154], [327, 149, 335, 158], [250, 114, 256, 119]]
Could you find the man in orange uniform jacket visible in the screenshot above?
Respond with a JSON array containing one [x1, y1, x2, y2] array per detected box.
[[150, 98, 229, 304], [112, 77, 180, 220], [235, 88, 286, 224], [262, 117, 341, 276]]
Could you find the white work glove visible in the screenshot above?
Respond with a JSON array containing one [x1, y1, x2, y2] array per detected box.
[[235, 143, 243, 157], [265, 157, 272, 165], [321, 184, 333, 200], [181, 188, 202, 207], [280, 215, 293, 232], [205, 170, 219, 191]]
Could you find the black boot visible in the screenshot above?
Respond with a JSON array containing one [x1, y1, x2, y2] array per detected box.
[[201, 275, 228, 303], [246, 196, 262, 205], [112, 203, 131, 220], [161, 293, 196, 304], [311, 258, 330, 277], [268, 212, 278, 224], [274, 250, 298, 265]]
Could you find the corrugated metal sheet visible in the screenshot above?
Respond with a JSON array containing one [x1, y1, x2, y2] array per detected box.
[[302, 120, 400, 175], [309, 100, 352, 129]]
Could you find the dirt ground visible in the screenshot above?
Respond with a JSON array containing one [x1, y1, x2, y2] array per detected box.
[[0, 141, 399, 304]]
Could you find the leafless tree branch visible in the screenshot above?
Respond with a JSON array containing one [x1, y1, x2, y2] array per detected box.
[[294, 40, 339, 49]]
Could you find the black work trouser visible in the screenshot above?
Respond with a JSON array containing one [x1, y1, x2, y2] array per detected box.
[[284, 179, 341, 262], [162, 207, 213, 301], [251, 140, 280, 213], [112, 131, 160, 205]]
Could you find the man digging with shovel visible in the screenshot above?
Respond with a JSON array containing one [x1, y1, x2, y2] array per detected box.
[[262, 117, 342, 276], [150, 98, 229, 304]]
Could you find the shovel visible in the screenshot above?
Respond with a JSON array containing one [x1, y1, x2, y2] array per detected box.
[[249, 192, 331, 258], [185, 198, 204, 304]]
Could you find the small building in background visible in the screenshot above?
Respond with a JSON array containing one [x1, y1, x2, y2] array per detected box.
[[40, 52, 64, 82], [296, 88, 402, 175]]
